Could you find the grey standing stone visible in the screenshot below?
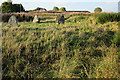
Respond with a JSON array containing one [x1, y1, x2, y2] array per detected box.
[[56, 14, 65, 24], [8, 15, 18, 26], [33, 15, 40, 23]]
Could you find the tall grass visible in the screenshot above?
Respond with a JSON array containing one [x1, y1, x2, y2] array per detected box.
[[97, 13, 120, 24], [2, 13, 120, 79]]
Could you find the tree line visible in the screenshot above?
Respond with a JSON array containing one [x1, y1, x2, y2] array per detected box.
[[1, 1, 25, 13], [0, 1, 103, 13], [1, 2, 67, 13]]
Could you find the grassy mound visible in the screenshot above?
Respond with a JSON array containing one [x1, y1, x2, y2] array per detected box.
[[2, 14, 120, 79]]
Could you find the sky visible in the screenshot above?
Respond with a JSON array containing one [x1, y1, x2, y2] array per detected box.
[[0, 0, 120, 12]]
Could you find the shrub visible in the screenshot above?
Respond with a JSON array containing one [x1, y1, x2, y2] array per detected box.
[[2, 14, 10, 22], [1, 2, 25, 13], [1, 2, 13, 13], [2, 14, 33, 22], [97, 13, 120, 24], [59, 7, 66, 11], [94, 7, 102, 13], [53, 6, 59, 11], [12, 4, 25, 12], [32, 7, 47, 12], [17, 15, 33, 22]]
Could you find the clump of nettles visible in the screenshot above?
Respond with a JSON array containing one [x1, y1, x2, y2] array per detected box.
[[56, 14, 65, 24]]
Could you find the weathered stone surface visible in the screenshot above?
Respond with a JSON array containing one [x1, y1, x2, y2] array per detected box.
[[56, 14, 65, 24], [33, 15, 40, 23], [8, 15, 18, 26]]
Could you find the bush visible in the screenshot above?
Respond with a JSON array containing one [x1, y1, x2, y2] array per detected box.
[[94, 7, 102, 13], [53, 6, 59, 11], [2, 14, 12, 22], [97, 13, 120, 24], [1, 2, 25, 13], [32, 7, 47, 12], [2, 14, 33, 22], [12, 4, 25, 12], [1, 2, 13, 13], [59, 7, 66, 11]]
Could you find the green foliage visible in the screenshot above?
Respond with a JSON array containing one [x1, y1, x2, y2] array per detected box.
[[2, 14, 33, 22], [94, 7, 102, 13], [1, 2, 13, 13], [53, 6, 59, 11], [97, 13, 120, 24], [31, 7, 47, 12], [59, 7, 66, 11], [1, 2, 25, 13], [13, 4, 25, 12], [35, 7, 41, 11], [16, 15, 33, 22]]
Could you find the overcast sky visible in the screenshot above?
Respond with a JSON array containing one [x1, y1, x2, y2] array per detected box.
[[0, 0, 120, 12]]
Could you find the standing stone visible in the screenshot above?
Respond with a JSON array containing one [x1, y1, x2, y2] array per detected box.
[[8, 15, 18, 26], [33, 15, 40, 23], [74, 18, 77, 23], [56, 14, 65, 24]]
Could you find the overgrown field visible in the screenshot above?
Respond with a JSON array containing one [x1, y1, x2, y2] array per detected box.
[[2, 13, 120, 79]]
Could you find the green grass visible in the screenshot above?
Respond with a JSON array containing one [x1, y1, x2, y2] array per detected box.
[[97, 13, 120, 24], [2, 13, 120, 79]]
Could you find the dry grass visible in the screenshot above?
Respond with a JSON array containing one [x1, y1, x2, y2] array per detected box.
[[2, 13, 120, 79]]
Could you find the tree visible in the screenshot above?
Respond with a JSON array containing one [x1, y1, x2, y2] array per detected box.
[[13, 4, 25, 12], [1, 2, 13, 13], [1, 2, 25, 13], [94, 7, 102, 13], [59, 7, 66, 11], [53, 6, 59, 11], [34, 7, 41, 11]]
